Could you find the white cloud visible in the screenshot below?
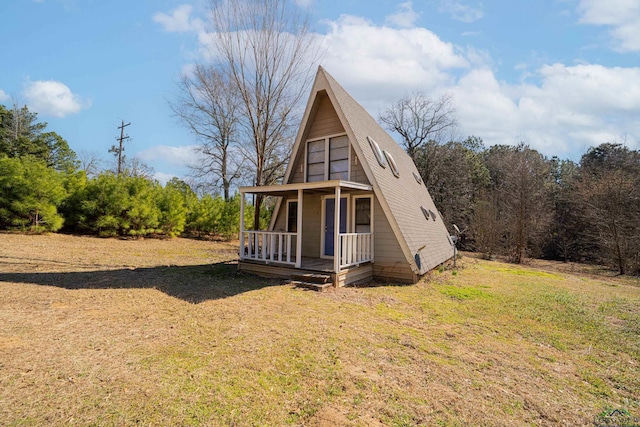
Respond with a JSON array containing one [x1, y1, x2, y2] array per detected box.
[[453, 64, 640, 156], [320, 14, 469, 108], [578, 0, 640, 52], [161, 6, 639, 159], [23, 80, 88, 118], [0, 89, 9, 102], [294, 0, 312, 7], [439, 0, 483, 23], [153, 4, 203, 34], [136, 145, 200, 167], [316, 13, 640, 157], [153, 172, 180, 186], [385, 1, 420, 29]]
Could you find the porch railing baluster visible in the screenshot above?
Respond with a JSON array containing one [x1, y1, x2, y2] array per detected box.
[[338, 233, 373, 269], [240, 230, 297, 266]]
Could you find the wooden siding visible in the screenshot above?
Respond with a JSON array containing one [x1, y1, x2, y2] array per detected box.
[[371, 197, 416, 282], [336, 264, 373, 287], [372, 198, 407, 263], [289, 155, 305, 183], [271, 194, 322, 258], [372, 262, 416, 283], [350, 147, 369, 184], [301, 194, 322, 258], [272, 202, 287, 231], [306, 94, 345, 140]]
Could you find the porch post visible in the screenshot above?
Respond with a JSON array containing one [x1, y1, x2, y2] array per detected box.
[[239, 191, 245, 260], [296, 189, 303, 268], [334, 185, 341, 273]]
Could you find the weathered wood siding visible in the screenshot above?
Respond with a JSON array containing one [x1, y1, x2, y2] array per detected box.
[[301, 194, 322, 258], [272, 203, 287, 231], [238, 260, 372, 287], [350, 147, 369, 184], [372, 197, 416, 283], [307, 94, 345, 140], [289, 155, 305, 183], [336, 263, 373, 287], [271, 194, 322, 258]]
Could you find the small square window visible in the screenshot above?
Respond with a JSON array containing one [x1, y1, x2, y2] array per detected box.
[[383, 151, 400, 178], [367, 136, 387, 168]]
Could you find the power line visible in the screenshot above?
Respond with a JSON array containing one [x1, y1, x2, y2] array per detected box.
[[110, 120, 131, 177]]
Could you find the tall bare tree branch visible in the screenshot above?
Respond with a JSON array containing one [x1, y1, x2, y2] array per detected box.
[[172, 65, 242, 200], [380, 91, 458, 159], [207, 0, 322, 229]]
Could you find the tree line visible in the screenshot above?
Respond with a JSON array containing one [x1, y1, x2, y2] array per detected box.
[[2, 0, 637, 276], [381, 92, 640, 275], [0, 104, 257, 239]]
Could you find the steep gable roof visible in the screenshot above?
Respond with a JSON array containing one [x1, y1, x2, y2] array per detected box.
[[282, 66, 454, 274]]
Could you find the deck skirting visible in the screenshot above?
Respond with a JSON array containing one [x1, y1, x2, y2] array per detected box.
[[238, 259, 372, 287]]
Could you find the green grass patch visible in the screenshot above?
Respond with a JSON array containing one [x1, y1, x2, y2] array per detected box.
[[480, 264, 562, 279], [438, 284, 493, 300], [2, 235, 640, 426]]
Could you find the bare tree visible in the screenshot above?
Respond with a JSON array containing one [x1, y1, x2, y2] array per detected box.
[[573, 143, 640, 274], [424, 136, 489, 246], [207, 0, 321, 229], [172, 64, 242, 201], [472, 190, 501, 258], [78, 150, 103, 178], [380, 91, 458, 164], [478, 144, 553, 263]]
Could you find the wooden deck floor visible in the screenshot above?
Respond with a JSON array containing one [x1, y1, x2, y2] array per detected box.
[[299, 257, 334, 272]]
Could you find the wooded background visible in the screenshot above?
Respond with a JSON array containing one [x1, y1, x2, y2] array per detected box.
[[1, 0, 638, 275]]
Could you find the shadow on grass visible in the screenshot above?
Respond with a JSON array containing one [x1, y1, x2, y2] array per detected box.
[[0, 262, 283, 303]]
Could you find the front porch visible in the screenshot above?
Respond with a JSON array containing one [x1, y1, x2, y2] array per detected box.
[[239, 180, 375, 287]]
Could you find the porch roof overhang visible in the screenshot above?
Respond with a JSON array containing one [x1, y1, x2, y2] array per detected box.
[[239, 180, 372, 197]]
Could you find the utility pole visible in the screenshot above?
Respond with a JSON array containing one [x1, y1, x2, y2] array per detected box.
[[110, 120, 130, 177]]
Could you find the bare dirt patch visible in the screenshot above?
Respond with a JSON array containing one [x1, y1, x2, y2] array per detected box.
[[1, 233, 639, 426]]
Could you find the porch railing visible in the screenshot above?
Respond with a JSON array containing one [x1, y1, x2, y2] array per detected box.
[[339, 233, 373, 268], [240, 231, 297, 265]]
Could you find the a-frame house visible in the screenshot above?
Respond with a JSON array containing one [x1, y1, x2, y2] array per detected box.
[[238, 67, 454, 287]]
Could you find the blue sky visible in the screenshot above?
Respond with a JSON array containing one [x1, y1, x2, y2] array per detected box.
[[1, 0, 639, 184]]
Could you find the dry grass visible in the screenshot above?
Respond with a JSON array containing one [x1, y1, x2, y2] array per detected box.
[[0, 234, 638, 426]]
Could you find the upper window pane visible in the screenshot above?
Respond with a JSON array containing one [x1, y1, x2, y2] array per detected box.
[[307, 139, 325, 182], [329, 136, 349, 180]]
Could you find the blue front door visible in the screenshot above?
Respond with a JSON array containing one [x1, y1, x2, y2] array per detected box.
[[324, 197, 347, 256]]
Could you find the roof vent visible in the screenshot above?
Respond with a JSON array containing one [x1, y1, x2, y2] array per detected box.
[[383, 150, 400, 178], [413, 172, 422, 184], [367, 136, 387, 168], [421, 206, 430, 221]]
